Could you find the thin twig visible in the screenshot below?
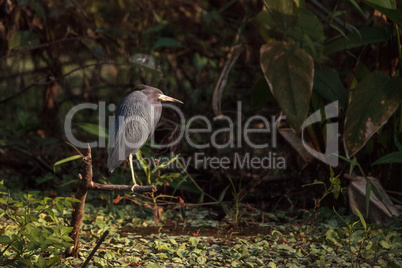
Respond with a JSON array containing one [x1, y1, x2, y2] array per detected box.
[[0, 82, 49, 105], [0, 37, 82, 61], [81, 230, 109, 268]]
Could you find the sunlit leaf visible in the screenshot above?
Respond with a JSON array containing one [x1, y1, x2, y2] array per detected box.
[[64, 141, 84, 157], [344, 72, 402, 157], [78, 123, 108, 138], [53, 155, 82, 172], [135, 150, 150, 177], [351, 205, 367, 232], [152, 154, 180, 173]]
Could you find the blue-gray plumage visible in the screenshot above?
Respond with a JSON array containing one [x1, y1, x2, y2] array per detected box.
[[107, 85, 183, 188]]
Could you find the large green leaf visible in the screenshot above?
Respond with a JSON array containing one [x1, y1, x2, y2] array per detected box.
[[372, 152, 402, 165], [324, 27, 390, 55], [344, 72, 402, 157], [260, 40, 314, 131], [313, 65, 348, 111]]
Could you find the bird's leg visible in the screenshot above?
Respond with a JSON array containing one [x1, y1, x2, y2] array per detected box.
[[129, 154, 138, 191]]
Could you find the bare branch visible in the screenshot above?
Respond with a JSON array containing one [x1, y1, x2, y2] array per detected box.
[[65, 144, 156, 258]]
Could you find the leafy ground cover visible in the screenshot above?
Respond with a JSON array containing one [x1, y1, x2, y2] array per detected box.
[[0, 184, 401, 267], [62, 208, 402, 267]]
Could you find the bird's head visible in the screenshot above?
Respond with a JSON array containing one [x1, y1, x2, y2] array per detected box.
[[137, 85, 183, 105]]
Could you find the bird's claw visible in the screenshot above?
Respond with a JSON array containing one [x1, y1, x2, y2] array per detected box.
[[131, 184, 138, 193]]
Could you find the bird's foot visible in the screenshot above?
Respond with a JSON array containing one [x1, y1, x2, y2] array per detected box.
[[131, 184, 138, 193]]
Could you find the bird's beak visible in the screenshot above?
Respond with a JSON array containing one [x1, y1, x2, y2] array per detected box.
[[158, 94, 183, 104]]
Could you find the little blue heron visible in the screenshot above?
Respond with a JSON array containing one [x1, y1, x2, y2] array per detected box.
[[107, 85, 183, 189]]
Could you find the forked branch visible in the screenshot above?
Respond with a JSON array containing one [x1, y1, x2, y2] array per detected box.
[[65, 145, 156, 258]]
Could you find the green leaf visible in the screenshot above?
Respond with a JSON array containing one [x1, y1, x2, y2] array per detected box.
[[197, 256, 207, 264], [153, 37, 183, 49], [289, 8, 324, 60], [380, 240, 392, 249], [335, 154, 352, 163], [60, 226, 74, 236], [260, 40, 313, 131], [27, 0, 46, 20], [362, 0, 395, 9], [271, 230, 283, 241], [46, 256, 61, 267], [348, 0, 368, 18], [372, 152, 402, 165], [333, 208, 352, 233], [324, 27, 390, 55], [135, 150, 150, 175], [193, 53, 209, 72], [313, 65, 348, 111], [0, 235, 11, 244], [53, 155, 82, 172], [64, 141, 84, 157], [330, 175, 341, 199], [61, 235, 74, 242], [78, 123, 108, 138], [219, 184, 231, 202], [344, 72, 402, 157], [350, 157, 357, 175], [8, 31, 40, 50], [351, 205, 367, 232], [189, 237, 199, 247], [152, 154, 180, 172], [261, 0, 298, 30]]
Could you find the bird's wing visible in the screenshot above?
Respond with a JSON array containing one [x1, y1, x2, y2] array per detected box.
[[107, 91, 159, 172]]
